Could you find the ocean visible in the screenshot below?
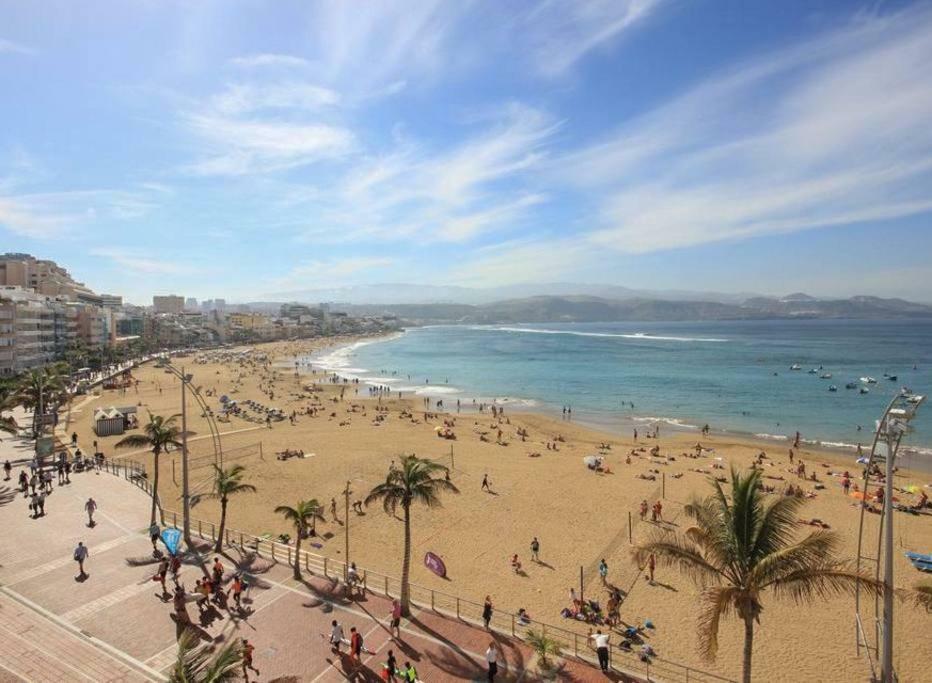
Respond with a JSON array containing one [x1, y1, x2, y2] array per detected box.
[[308, 320, 932, 456]]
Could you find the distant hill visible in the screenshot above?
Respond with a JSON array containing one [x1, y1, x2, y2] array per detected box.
[[334, 294, 932, 324]]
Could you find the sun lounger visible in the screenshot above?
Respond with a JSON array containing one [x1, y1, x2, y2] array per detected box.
[[905, 551, 932, 564]]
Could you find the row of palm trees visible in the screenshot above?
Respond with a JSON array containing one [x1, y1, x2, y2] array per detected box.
[[120, 411, 922, 683]]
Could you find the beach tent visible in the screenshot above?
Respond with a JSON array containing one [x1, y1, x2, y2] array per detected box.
[[94, 407, 125, 437]]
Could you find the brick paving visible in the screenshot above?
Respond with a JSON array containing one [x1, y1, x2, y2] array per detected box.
[[0, 459, 625, 682]]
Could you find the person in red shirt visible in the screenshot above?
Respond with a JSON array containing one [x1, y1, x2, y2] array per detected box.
[[350, 626, 363, 667], [241, 639, 259, 681]]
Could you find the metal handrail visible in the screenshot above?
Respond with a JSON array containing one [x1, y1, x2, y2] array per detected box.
[[156, 502, 734, 683]]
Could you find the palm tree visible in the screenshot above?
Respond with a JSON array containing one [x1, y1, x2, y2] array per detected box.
[[365, 454, 459, 616], [115, 412, 183, 526], [0, 382, 19, 437], [912, 583, 932, 611], [274, 499, 325, 580], [633, 468, 883, 683], [169, 629, 242, 682], [17, 364, 68, 438], [525, 629, 563, 670], [192, 464, 257, 552]]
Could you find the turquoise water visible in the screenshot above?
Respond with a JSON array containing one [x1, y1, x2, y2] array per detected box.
[[312, 320, 932, 454]]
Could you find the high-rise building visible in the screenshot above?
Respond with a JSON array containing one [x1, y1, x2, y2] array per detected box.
[[185, 297, 198, 311], [100, 294, 123, 308], [0, 253, 102, 305], [0, 286, 56, 375], [153, 295, 185, 314]]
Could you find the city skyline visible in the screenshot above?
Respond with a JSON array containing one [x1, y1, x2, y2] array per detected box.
[[2, 1, 932, 303]]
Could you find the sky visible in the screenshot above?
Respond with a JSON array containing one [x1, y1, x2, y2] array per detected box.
[[2, 0, 932, 305]]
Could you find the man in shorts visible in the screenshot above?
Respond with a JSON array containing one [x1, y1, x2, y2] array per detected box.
[[329, 619, 345, 653], [85, 497, 97, 527], [241, 639, 260, 681], [389, 598, 402, 638], [74, 541, 88, 578]]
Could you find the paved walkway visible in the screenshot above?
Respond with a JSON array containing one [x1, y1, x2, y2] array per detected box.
[[0, 462, 629, 682]]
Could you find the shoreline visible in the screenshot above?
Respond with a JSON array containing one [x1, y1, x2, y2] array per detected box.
[[302, 330, 932, 473]]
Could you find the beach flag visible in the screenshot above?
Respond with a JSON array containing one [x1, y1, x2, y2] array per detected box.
[[161, 527, 181, 555]]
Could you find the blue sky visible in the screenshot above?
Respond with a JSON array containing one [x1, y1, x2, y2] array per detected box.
[[2, 0, 932, 304]]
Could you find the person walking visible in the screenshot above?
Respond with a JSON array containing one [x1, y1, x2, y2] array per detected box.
[[598, 558, 609, 585], [36, 490, 46, 516], [329, 619, 345, 653], [350, 626, 363, 668], [74, 541, 88, 578], [401, 662, 418, 682], [156, 556, 170, 595], [4, 459, 12, 480], [241, 639, 260, 681], [227, 574, 245, 608], [389, 598, 402, 638], [647, 552, 656, 584], [481, 473, 490, 492], [530, 537, 540, 562], [482, 595, 493, 629], [149, 523, 160, 551], [85, 497, 97, 527], [485, 642, 499, 681], [385, 648, 399, 682], [591, 629, 611, 671], [28, 492, 38, 518]]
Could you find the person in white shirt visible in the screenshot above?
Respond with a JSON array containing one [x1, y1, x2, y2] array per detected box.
[[591, 629, 611, 671], [485, 642, 498, 681], [329, 619, 345, 652]]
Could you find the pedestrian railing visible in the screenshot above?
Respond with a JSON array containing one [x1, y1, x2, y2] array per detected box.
[[154, 506, 733, 683]]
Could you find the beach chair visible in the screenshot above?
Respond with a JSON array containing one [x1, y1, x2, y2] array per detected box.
[[905, 551, 932, 564]]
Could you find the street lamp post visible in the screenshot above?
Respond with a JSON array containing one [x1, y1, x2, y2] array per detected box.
[[343, 480, 351, 582], [181, 368, 192, 546]]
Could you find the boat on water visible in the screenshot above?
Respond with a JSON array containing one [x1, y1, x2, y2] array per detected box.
[[860, 387, 870, 394], [845, 382, 858, 390], [860, 376, 877, 384], [790, 364, 802, 370], [829, 385, 838, 392], [808, 368, 819, 374], [887, 375, 898, 381], [820, 372, 832, 379]]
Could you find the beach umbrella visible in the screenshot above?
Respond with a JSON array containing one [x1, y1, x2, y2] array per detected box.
[[583, 455, 600, 468]]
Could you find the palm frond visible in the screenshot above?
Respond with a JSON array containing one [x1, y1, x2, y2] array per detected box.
[[696, 585, 741, 661], [633, 534, 725, 586], [768, 564, 883, 605], [750, 531, 842, 588]]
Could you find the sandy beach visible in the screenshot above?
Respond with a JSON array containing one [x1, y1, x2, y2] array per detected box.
[[61, 337, 932, 682]]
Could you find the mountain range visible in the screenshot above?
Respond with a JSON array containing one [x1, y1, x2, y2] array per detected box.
[[323, 294, 932, 323]]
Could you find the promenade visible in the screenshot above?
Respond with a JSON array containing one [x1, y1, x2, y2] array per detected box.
[[0, 453, 625, 682]]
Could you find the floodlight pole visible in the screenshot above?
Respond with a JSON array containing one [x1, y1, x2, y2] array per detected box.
[[880, 426, 896, 682], [181, 367, 192, 547], [343, 480, 352, 582]]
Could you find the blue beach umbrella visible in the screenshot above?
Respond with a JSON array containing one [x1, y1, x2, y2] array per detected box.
[[161, 527, 182, 555]]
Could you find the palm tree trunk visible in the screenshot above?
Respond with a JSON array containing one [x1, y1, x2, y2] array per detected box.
[[150, 451, 160, 526], [215, 497, 227, 553], [401, 503, 412, 617], [742, 615, 754, 683], [293, 526, 303, 580]]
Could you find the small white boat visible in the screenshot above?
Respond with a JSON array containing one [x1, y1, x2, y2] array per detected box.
[[860, 376, 877, 384], [808, 368, 819, 374], [820, 373, 832, 379], [828, 385, 838, 392], [790, 364, 802, 370], [860, 387, 870, 394]]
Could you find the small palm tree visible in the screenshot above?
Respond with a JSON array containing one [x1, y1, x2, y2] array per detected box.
[[191, 464, 257, 553], [913, 583, 932, 611], [17, 364, 68, 438], [633, 468, 883, 683], [0, 382, 18, 436], [274, 499, 324, 580], [365, 455, 459, 616], [525, 629, 563, 669], [169, 629, 242, 682], [116, 412, 183, 526]]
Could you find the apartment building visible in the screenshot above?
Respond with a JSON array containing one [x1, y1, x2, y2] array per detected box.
[[153, 295, 185, 314], [0, 287, 56, 376]]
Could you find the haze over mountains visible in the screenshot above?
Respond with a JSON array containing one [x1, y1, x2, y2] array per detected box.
[[251, 284, 932, 323]]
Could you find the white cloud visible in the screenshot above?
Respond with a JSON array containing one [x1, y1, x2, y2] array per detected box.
[[557, 6, 932, 253], [0, 38, 35, 55], [210, 82, 339, 115], [89, 248, 195, 275], [229, 53, 310, 69], [522, 0, 665, 76], [0, 196, 71, 239], [316, 104, 558, 243], [179, 73, 351, 176]]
